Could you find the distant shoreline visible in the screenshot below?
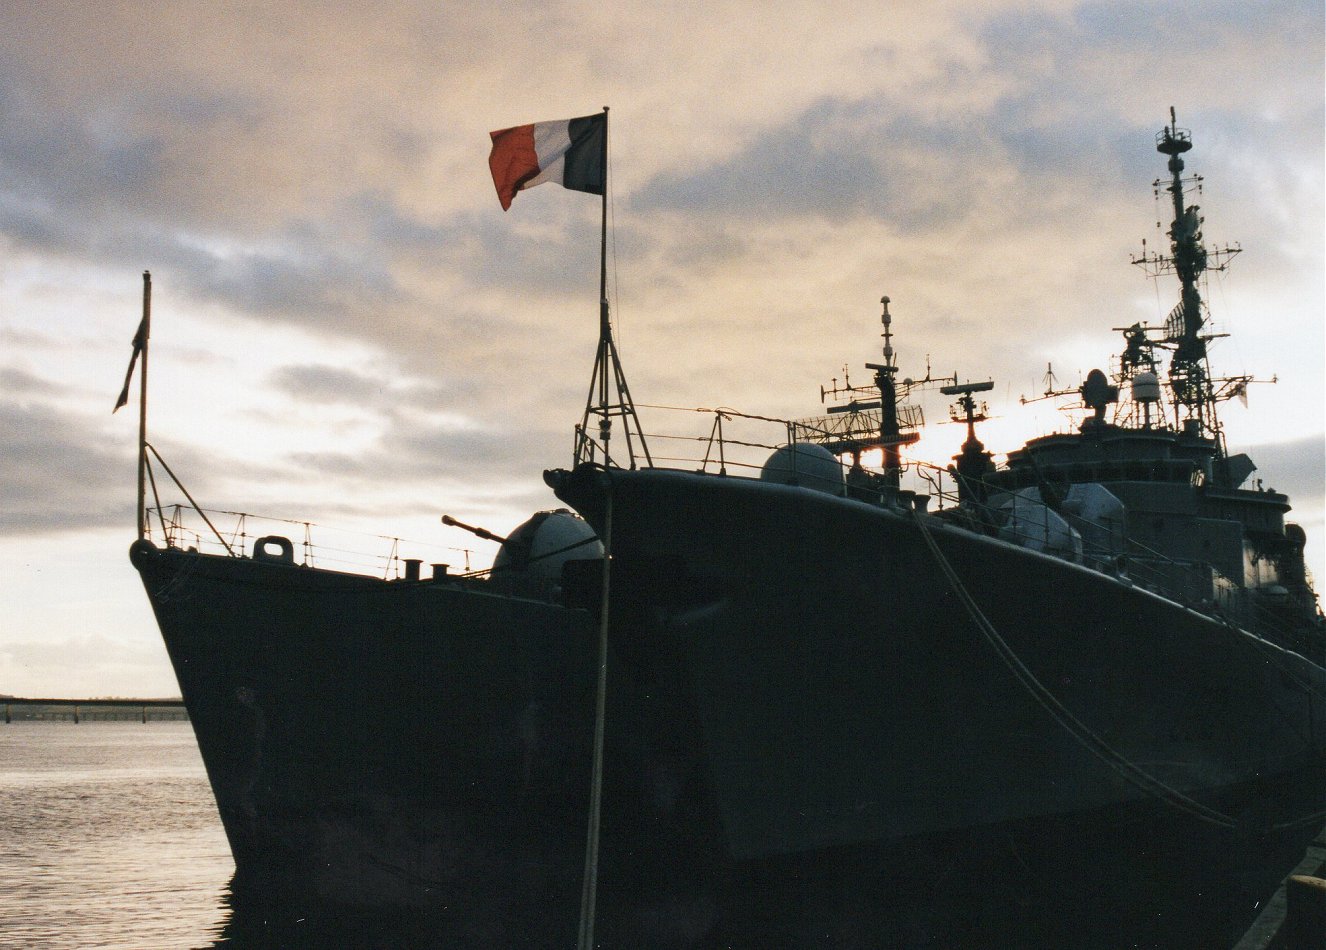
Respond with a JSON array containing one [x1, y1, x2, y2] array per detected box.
[[2, 698, 188, 723]]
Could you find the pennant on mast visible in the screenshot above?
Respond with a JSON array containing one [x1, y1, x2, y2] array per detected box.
[[117, 271, 152, 541], [113, 316, 147, 413]]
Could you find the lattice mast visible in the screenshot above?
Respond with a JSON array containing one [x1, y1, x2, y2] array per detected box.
[[1130, 108, 1244, 445], [810, 297, 946, 487]]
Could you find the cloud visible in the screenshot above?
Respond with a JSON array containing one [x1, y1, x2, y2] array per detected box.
[[269, 363, 400, 406], [0, 90, 167, 225], [1, 367, 61, 397], [634, 100, 898, 222], [0, 633, 178, 698], [0, 401, 134, 534], [1242, 434, 1326, 508], [0, 373, 268, 537], [181, 231, 403, 329], [263, 362, 571, 486], [4, 0, 1316, 390], [0, 0, 1320, 695]]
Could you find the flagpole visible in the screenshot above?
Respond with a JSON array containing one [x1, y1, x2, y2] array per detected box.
[[137, 270, 151, 541], [576, 105, 611, 950], [597, 106, 610, 443], [599, 106, 608, 330]]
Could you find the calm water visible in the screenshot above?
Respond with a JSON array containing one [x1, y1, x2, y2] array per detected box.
[[0, 724, 503, 950], [0, 723, 1304, 948], [0, 722, 232, 949]]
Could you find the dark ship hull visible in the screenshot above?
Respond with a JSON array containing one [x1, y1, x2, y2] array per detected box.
[[551, 465, 1325, 854], [551, 465, 1323, 853], [130, 540, 601, 944], [131, 467, 1325, 945]]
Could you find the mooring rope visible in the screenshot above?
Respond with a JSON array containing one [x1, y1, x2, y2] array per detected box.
[[577, 484, 612, 950], [1212, 609, 1326, 701], [1225, 604, 1326, 832], [909, 507, 1240, 829]]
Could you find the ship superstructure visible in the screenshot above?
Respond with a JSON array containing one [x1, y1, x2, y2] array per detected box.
[[967, 111, 1320, 658]]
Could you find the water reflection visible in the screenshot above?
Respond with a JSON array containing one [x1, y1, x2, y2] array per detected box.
[[210, 877, 548, 949], [204, 857, 1261, 949], [201, 811, 1308, 950]]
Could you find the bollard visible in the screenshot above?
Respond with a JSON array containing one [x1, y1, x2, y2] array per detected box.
[[1285, 875, 1326, 949]]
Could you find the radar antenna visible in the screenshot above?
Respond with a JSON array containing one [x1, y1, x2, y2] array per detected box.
[[1020, 363, 1079, 406], [940, 379, 995, 502], [800, 297, 955, 486], [1128, 108, 1242, 444]]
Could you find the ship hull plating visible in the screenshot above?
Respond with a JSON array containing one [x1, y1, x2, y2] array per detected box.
[[132, 461, 1325, 946], [556, 464, 1325, 944], [131, 541, 602, 943]]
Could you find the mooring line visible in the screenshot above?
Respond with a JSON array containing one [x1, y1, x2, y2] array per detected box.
[[577, 483, 612, 950], [910, 508, 1240, 829]]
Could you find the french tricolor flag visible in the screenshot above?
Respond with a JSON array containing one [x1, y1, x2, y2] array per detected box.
[[488, 113, 606, 211]]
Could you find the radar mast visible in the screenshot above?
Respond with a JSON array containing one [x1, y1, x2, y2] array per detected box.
[[1130, 108, 1244, 446]]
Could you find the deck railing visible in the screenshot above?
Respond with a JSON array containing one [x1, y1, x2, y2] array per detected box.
[[630, 403, 962, 502], [142, 406, 1318, 656], [146, 504, 478, 579]]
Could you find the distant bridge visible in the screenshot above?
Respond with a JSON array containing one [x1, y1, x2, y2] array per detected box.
[[2, 697, 188, 723]]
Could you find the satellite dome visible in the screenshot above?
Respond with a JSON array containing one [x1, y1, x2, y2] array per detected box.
[[1132, 371, 1161, 403], [493, 509, 602, 583], [759, 443, 844, 495]]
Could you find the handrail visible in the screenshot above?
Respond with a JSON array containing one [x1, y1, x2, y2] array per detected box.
[[144, 502, 480, 578]]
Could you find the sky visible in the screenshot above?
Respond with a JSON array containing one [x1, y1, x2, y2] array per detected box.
[[1, 1, 1322, 697]]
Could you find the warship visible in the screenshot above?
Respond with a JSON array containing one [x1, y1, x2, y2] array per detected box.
[[130, 113, 1324, 946]]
